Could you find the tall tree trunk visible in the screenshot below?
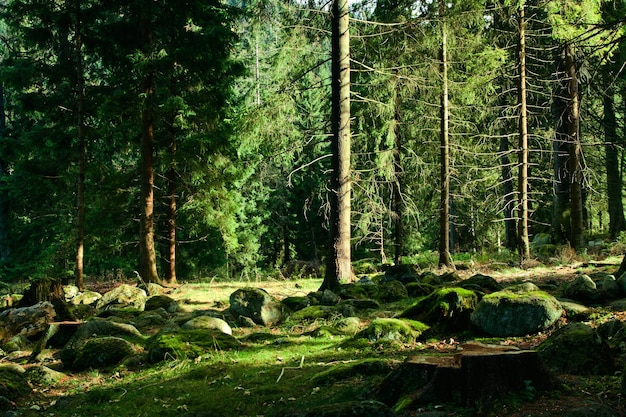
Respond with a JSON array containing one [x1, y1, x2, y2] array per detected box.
[[552, 47, 571, 244], [321, 0, 352, 291], [564, 44, 584, 251], [166, 133, 177, 285], [603, 73, 625, 239], [392, 77, 403, 265], [517, 3, 530, 260], [74, 0, 86, 290], [0, 84, 7, 263], [139, 10, 160, 284], [500, 136, 516, 250], [438, 1, 452, 268]]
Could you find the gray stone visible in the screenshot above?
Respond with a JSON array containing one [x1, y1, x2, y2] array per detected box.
[[62, 285, 80, 301], [561, 274, 601, 304], [321, 289, 341, 306], [60, 320, 142, 369], [459, 274, 503, 293], [70, 290, 102, 306], [538, 322, 614, 375], [376, 280, 408, 302], [70, 336, 136, 371], [139, 282, 167, 296], [354, 318, 428, 344], [96, 284, 147, 311], [229, 287, 285, 327], [0, 302, 56, 342], [181, 316, 232, 335], [470, 290, 562, 337], [25, 365, 65, 386], [145, 295, 179, 313], [334, 317, 361, 335]]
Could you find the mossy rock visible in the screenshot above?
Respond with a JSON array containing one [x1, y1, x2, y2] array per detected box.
[[310, 359, 393, 385], [352, 318, 428, 344], [25, 365, 65, 386], [290, 305, 336, 321], [538, 322, 614, 375], [383, 264, 420, 284], [0, 368, 31, 402], [145, 295, 179, 313], [471, 290, 562, 337], [146, 329, 241, 362], [375, 281, 408, 302], [281, 296, 311, 312], [459, 274, 503, 293], [338, 284, 379, 300], [400, 287, 478, 333], [405, 282, 436, 298], [67, 337, 137, 371]]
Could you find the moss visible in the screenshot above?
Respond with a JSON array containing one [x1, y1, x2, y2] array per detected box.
[[352, 318, 429, 344], [310, 358, 392, 385], [147, 329, 241, 362], [0, 369, 31, 401], [289, 305, 335, 321], [399, 287, 478, 335]]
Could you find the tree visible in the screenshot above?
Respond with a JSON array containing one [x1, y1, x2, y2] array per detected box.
[[438, 0, 452, 268], [321, 0, 352, 291], [517, 1, 530, 260]]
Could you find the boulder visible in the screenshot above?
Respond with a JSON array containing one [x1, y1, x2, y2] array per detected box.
[[181, 316, 232, 335], [145, 295, 179, 313], [561, 275, 601, 304], [290, 305, 335, 321], [352, 318, 428, 344], [70, 291, 102, 306], [138, 282, 167, 296], [538, 322, 615, 375], [0, 367, 31, 406], [281, 296, 311, 312], [229, 287, 285, 327], [383, 264, 419, 284], [63, 285, 80, 301], [70, 336, 136, 371], [96, 284, 147, 311], [376, 281, 408, 302], [459, 274, 503, 293], [60, 320, 142, 369], [321, 289, 341, 306], [400, 287, 478, 333], [470, 289, 562, 337], [25, 365, 65, 386], [146, 329, 241, 362], [0, 301, 56, 343]]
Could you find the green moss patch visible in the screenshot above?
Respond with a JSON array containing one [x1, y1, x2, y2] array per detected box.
[[147, 329, 241, 362]]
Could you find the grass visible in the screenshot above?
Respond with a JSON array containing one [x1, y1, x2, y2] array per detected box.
[[9, 251, 626, 417]]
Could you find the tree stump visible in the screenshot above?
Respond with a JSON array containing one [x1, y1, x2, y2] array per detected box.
[[374, 343, 558, 410]]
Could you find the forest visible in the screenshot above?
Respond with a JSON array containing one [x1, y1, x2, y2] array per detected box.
[[0, 0, 626, 288]]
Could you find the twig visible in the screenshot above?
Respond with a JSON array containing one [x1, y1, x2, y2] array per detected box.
[[276, 355, 305, 383]]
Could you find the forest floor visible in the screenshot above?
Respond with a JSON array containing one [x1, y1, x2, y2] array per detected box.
[[8, 258, 626, 417]]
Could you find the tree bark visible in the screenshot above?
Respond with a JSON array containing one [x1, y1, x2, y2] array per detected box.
[[564, 44, 584, 251], [552, 47, 572, 244], [0, 85, 8, 264], [438, 1, 452, 268], [74, 0, 86, 290], [321, 0, 352, 291], [603, 73, 625, 239], [166, 133, 177, 285], [517, 4, 530, 260], [139, 9, 160, 284], [392, 77, 403, 266]]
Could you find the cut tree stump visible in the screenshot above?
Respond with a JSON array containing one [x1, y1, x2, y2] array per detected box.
[[374, 342, 558, 409]]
